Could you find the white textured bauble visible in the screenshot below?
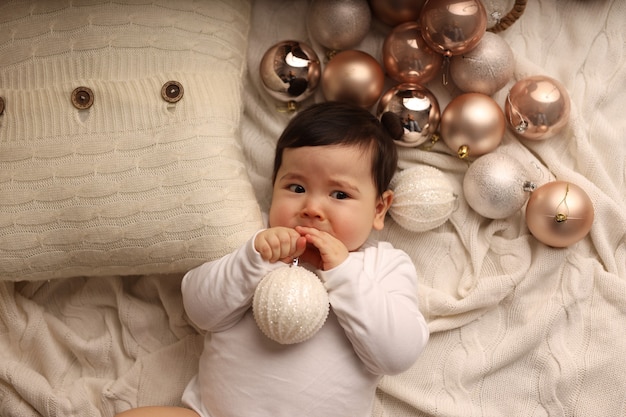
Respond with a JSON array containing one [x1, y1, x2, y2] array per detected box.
[[463, 153, 534, 219], [390, 165, 456, 232], [449, 32, 514, 96], [307, 0, 371, 51], [253, 265, 330, 345]]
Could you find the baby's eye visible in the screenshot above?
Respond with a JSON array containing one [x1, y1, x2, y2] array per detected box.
[[288, 184, 305, 193], [331, 191, 349, 200]]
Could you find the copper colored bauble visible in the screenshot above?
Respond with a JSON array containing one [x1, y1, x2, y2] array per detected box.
[[253, 264, 330, 344], [440, 93, 505, 159], [463, 153, 535, 219], [377, 83, 440, 147], [505, 75, 571, 140], [419, 0, 488, 57], [383, 21, 444, 84], [449, 31, 514, 96], [307, 0, 371, 51], [321, 50, 385, 108], [390, 165, 456, 232], [259, 40, 321, 105], [525, 181, 594, 247], [370, 0, 427, 27]]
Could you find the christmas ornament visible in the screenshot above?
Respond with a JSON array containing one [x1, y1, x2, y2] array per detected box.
[[463, 153, 535, 219], [440, 93, 505, 159], [449, 31, 514, 96], [370, 0, 426, 27], [253, 261, 330, 344], [419, 0, 488, 57], [390, 165, 456, 232], [377, 83, 441, 147], [505, 75, 571, 140], [321, 49, 385, 108], [259, 40, 321, 108], [525, 181, 594, 247], [307, 0, 371, 52], [383, 21, 444, 84]]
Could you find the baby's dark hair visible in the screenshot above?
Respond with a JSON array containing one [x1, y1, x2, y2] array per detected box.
[[272, 101, 398, 197]]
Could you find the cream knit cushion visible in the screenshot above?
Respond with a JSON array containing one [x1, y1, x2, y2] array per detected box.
[[0, 0, 262, 280]]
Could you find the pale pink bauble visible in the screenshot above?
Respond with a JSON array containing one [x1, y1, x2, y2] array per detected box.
[[440, 93, 505, 159], [525, 181, 594, 247]]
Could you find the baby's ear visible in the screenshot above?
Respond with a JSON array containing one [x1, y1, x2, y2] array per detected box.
[[373, 190, 394, 230]]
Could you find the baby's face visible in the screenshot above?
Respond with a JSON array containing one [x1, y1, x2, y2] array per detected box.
[[269, 144, 391, 252]]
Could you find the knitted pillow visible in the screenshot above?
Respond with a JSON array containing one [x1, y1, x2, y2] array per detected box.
[[0, 0, 263, 280]]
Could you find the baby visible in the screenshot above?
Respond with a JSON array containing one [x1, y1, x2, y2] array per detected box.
[[117, 101, 429, 417]]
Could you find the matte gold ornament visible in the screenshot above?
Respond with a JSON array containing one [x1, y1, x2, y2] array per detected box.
[[419, 0, 488, 57], [505, 75, 571, 140], [449, 31, 515, 96], [370, 0, 426, 26], [253, 262, 330, 345], [259, 40, 321, 106], [525, 181, 594, 247], [307, 0, 371, 51], [383, 21, 444, 84], [377, 83, 441, 147], [389, 165, 457, 232], [440, 93, 505, 159], [321, 50, 385, 108], [463, 153, 535, 219]]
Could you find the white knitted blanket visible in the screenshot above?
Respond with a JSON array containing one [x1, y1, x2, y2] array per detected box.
[[1, 0, 625, 416]]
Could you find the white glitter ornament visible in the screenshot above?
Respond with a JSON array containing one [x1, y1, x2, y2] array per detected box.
[[390, 165, 456, 232], [463, 153, 535, 219], [253, 262, 329, 345], [449, 31, 515, 96]]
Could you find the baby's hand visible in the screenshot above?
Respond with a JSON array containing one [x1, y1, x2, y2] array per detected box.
[[295, 226, 349, 271], [254, 227, 307, 263]]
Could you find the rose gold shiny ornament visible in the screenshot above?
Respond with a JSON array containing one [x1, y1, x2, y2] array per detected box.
[[259, 40, 321, 107], [505, 75, 571, 140], [449, 31, 514, 96], [321, 50, 385, 108], [370, 0, 427, 27], [307, 0, 371, 51], [419, 0, 488, 57], [383, 21, 444, 84], [377, 83, 440, 147], [525, 181, 594, 247], [440, 93, 505, 159], [463, 153, 535, 219]]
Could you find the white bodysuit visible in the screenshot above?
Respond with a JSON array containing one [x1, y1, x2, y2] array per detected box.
[[181, 232, 429, 417]]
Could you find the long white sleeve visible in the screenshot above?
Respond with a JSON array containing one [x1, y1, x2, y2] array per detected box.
[[321, 241, 429, 375]]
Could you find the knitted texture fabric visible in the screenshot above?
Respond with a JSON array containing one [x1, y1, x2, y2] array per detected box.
[[242, 0, 626, 416], [0, 0, 262, 280]]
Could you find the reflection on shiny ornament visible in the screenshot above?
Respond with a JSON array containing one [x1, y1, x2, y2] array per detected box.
[[390, 165, 457, 232], [440, 92, 505, 159], [321, 50, 385, 108], [505, 75, 571, 140], [419, 0, 488, 57], [377, 83, 440, 147], [525, 181, 594, 247], [259, 40, 321, 109], [383, 21, 443, 84], [463, 153, 535, 219], [307, 0, 371, 51], [449, 31, 514, 96], [370, 0, 426, 26], [253, 262, 330, 344]]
